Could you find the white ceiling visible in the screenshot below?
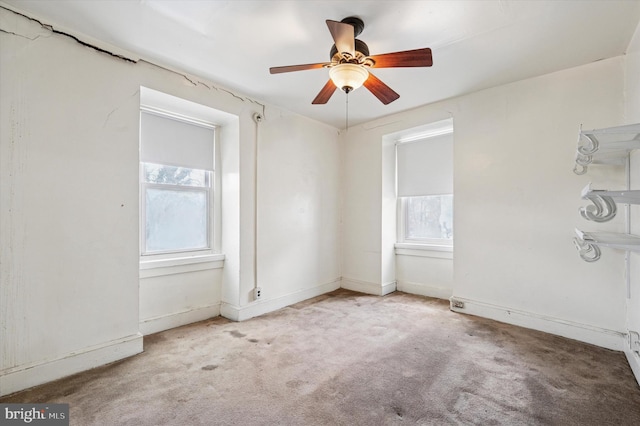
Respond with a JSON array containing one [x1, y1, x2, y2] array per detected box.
[[3, 0, 640, 128]]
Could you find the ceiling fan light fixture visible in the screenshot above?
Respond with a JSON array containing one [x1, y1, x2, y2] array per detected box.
[[270, 17, 431, 105], [329, 63, 369, 93]]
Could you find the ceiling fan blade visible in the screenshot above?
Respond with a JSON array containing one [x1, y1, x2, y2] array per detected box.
[[312, 79, 337, 104], [270, 62, 330, 74], [363, 72, 400, 105], [369, 48, 433, 68], [326, 20, 355, 57]]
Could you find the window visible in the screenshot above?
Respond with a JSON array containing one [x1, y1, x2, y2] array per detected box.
[[142, 163, 211, 254], [396, 119, 453, 249], [140, 107, 216, 257], [403, 194, 453, 242]]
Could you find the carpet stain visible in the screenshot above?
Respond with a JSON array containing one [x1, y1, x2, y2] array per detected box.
[[227, 330, 246, 338], [392, 405, 404, 419], [62, 387, 79, 397], [144, 334, 167, 344], [286, 380, 303, 389], [248, 338, 259, 343], [201, 365, 218, 371], [493, 356, 515, 366]]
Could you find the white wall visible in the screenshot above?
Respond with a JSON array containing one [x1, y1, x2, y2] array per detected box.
[[221, 107, 343, 320], [254, 110, 342, 309], [626, 20, 640, 123], [453, 58, 627, 350], [395, 252, 453, 299], [0, 6, 341, 396], [343, 56, 628, 350], [0, 9, 143, 396], [139, 268, 223, 334], [624, 17, 640, 383]]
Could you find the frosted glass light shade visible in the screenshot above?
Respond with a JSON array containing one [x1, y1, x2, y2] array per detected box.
[[329, 64, 369, 93]]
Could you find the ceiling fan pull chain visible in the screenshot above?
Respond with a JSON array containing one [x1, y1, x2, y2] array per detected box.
[[346, 91, 349, 131]]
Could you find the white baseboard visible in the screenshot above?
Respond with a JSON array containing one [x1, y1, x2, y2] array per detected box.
[[625, 348, 640, 387], [397, 280, 452, 300], [139, 304, 221, 335], [0, 333, 143, 397], [449, 296, 626, 351], [341, 277, 397, 296], [220, 279, 341, 322]]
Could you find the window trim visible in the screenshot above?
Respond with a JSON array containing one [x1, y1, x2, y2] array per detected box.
[[141, 105, 218, 134], [394, 119, 454, 252], [139, 108, 220, 267], [139, 253, 225, 278]]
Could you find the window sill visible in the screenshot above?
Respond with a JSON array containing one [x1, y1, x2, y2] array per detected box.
[[394, 243, 453, 259], [140, 253, 225, 278]]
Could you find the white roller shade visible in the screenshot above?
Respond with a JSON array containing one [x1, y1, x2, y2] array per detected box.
[[397, 132, 453, 197], [140, 110, 215, 171]]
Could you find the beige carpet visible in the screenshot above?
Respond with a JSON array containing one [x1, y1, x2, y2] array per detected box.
[[2, 289, 640, 425]]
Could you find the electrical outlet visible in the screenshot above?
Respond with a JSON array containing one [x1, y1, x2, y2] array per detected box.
[[254, 287, 262, 301], [451, 299, 465, 309]]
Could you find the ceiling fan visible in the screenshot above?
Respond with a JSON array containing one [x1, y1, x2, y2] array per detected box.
[[269, 16, 433, 105]]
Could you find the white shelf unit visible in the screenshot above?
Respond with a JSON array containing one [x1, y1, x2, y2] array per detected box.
[[573, 123, 640, 264], [573, 123, 640, 175], [579, 183, 640, 223], [574, 229, 640, 262]]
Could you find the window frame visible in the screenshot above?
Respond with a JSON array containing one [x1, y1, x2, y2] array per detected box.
[[139, 106, 220, 263], [140, 164, 214, 257], [394, 120, 454, 252]]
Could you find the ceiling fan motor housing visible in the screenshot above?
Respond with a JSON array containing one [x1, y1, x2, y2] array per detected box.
[[329, 16, 368, 62], [341, 16, 364, 36], [330, 39, 370, 62]]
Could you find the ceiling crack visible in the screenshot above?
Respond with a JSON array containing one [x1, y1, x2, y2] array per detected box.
[[216, 87, 246, 102], [181, 73, 266, 109], [1, 5, 137, 63], [0, 28, 42, 41], [182, 74, 199, 86], [48, 26, 137, 63], [103, 89, 140, 128], [2, 5, 266, 112]]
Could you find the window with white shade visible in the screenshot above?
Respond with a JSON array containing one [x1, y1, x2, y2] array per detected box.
[[396, 119, 453, 249], [140, 108, 216, 256]]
